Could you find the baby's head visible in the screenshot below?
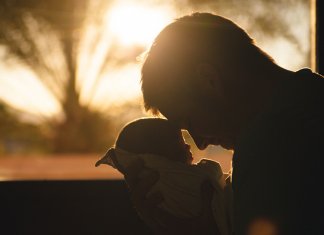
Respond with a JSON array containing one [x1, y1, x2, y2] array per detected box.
[[115, 118, 193, 164]]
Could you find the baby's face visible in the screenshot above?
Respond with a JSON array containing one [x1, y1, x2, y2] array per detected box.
[[179, 138, 193, 164], [168, 131, 193, 164]]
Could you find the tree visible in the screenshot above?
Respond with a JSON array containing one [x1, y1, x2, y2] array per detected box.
[[0, 101, 48, 154], [0, 0, 142, 153]]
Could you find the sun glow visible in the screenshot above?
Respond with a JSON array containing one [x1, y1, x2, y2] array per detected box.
[[90, 64, 142, 110], [108, 3, 173, 46], [0, 63, 61, 118]]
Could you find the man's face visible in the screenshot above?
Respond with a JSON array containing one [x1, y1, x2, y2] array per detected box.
[[159, 97, 237, 151]]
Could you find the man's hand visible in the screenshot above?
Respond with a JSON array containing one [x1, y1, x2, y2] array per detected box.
[[124, 160, 162, 223], [124, 160, 220, 235]]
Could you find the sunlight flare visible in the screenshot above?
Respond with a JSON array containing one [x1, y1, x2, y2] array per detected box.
[[0, 64, 61, 118], [108, 3, 173, 46], [90, 64, 142, 110]]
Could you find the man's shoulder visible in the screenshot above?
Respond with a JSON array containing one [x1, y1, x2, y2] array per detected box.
[[293, 68, 324, 99], [232, 69, 324, 235], [281, 68, 324, 127], [255, 68, 324, 129], [234, 68, 324, 167], [295, 67, 323, 79]]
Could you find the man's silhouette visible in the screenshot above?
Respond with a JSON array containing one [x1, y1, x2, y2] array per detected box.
[[128, 13, 323, 235]]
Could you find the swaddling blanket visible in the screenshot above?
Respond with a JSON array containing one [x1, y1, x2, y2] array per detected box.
[[96, 148, 231, 235]]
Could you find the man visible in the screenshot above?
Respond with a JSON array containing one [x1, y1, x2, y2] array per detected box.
[[127, 13, 324, 234]]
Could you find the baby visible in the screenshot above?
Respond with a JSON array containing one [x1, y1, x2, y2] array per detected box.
[[96, 118, 232, 235]]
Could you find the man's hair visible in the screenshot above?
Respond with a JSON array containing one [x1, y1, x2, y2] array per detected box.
[[141, 12, 275, 115], [115, 118, 181, 157]]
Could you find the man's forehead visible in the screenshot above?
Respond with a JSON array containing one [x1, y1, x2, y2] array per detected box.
[[159, 104, 186, 122], [158, 108, 189, 130]]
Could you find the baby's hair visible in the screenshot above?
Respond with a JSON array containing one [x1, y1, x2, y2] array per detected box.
[[115, 118, 181, 158]]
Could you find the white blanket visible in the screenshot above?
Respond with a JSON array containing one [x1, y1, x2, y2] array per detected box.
[[96, 148, 231, 235]]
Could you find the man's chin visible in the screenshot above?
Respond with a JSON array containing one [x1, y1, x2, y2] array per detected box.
[[220, 142, 234, 150]]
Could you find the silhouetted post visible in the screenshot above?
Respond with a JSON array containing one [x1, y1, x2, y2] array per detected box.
[[317, 0, 323, 74]]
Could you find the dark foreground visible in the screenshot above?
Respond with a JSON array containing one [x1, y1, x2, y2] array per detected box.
[[0, 180, 152, 235]]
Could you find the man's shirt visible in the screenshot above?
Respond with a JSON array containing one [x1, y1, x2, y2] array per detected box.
[[232, 68, 324, 235]]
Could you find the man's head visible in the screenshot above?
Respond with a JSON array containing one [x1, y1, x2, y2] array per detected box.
[[141, 13, 277, 150], [115, 118, 193, 164]]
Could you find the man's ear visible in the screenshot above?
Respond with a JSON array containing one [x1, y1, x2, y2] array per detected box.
[[196, 63, 220, 92], [195, 63, 225, 100], [196, 63, 219, 88]]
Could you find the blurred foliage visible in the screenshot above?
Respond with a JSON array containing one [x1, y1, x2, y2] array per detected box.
[[50, 106, 115, 153], [0, 0, 145, 154], [0, 102, 49, 154]]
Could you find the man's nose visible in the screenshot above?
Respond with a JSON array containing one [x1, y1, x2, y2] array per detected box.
[[190, 133, 209, 150]]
